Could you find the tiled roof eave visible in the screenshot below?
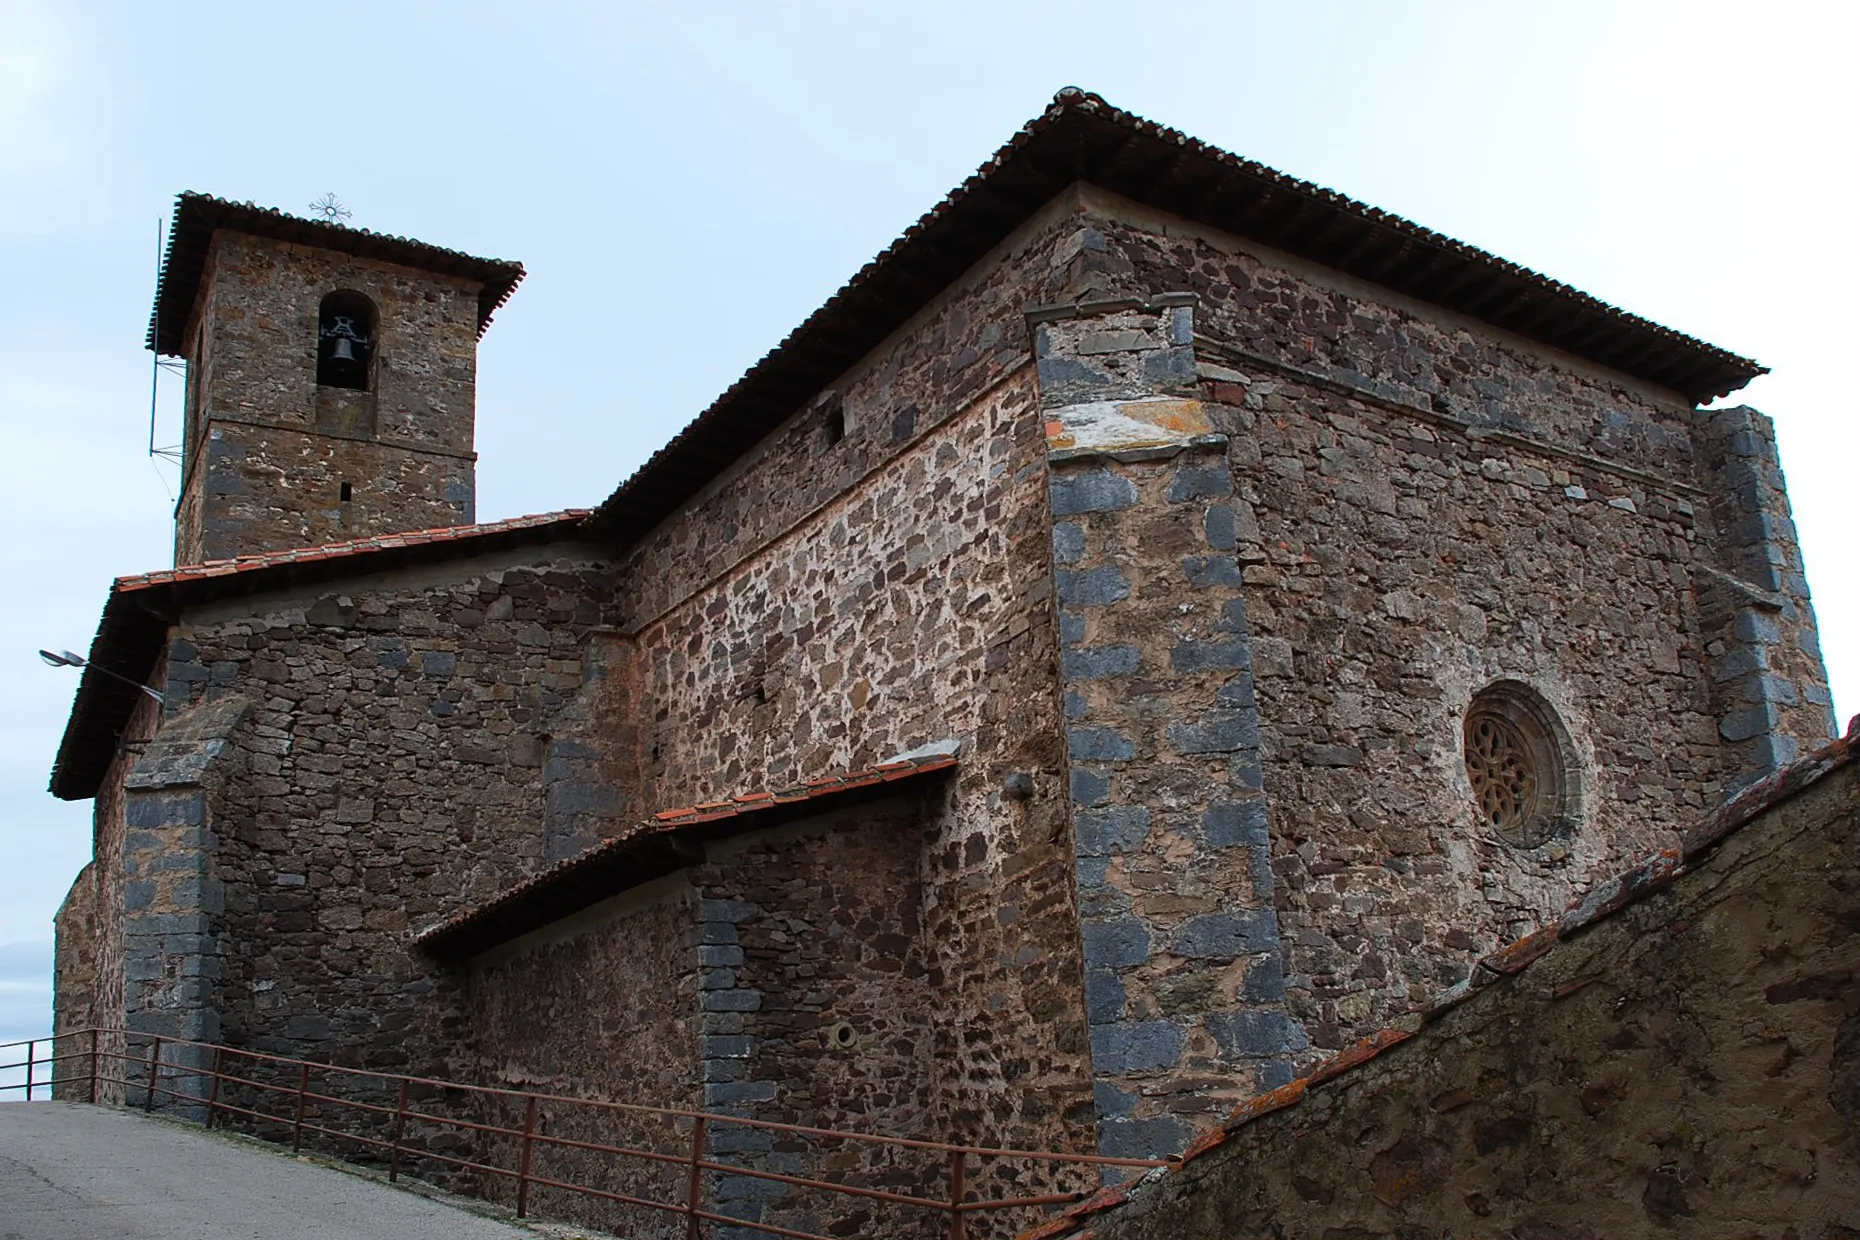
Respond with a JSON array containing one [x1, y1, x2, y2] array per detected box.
[[47, 510, 594, 802], [414, 751, 960, 958], [583, 88, 1765, 552]]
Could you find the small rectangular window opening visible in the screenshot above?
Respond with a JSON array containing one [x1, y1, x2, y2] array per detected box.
[[817, 393, 846, 452], [339, 482, 353, 502]]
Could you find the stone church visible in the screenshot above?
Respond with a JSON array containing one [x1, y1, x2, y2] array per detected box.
[[48, 90, 1839, 1234]]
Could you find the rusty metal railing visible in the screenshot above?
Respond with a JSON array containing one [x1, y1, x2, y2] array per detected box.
[[5, 1029, 1165, 1238]]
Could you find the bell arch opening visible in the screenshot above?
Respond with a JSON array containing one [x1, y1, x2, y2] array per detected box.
[[316, 290, 377, 391]]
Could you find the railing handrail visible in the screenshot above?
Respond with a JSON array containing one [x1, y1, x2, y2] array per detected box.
[[14, 1026, 1168, 1240], [18, 1027, 1164, 1168]]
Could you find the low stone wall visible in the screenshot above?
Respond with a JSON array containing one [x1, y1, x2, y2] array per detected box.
[[1044, 741, 1860, 1238]]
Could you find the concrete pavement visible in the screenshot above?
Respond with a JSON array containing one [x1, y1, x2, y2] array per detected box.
[[0, 1101, 556, 1239]]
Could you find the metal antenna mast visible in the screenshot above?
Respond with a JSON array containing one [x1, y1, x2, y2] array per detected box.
[[147, 218, 184, 472]]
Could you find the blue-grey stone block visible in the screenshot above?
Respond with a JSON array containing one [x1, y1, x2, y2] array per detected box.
[[1204, 505, 1237, 550], [1257, 1058, 1296, 1090], [1173, 910, 1279, 959], [1071, 767, 1111, 807], [1069, 726, 1136, 761], [1745, 674, 1799, 705], [1058, 566, 1131, 607], [1064, 691, 1088, 720], [1183, 555, 1243, 589], [1050, 469, 1138, 515], [1168, 465, 1232, 503], [1301, 744, 1364, 767], [699, 945, 745, 968], [1039, 355, 1114, 393], [1241, 954, 1286, 1002], [1750, 733, 1800, 769], [1202, 799, 1270, 849], [1097, 1114, 1192, 1160], [123, 881, 157, 913], [699, 968, 737, 991], [1171, 638, 1250, 673], [1733, 610, 1781, 644], [1249, 845, 1276, 901], [125, 792, 205, 830], [1216, 672, 1257, 710], [1143, 348, 1197, 386], [1082, 918, 1152, 969], [1090, 1019, 1185, 1074], [1206, 1009, 1308, 1058], [1169, 711, 1259, 755], [1076, 805, 1151, 856], [700, 989, 763, 1013], [420, 650, 456, 677], [1167, 304, 1193, 345], [1711, 646, 1767, 683], [1720, 705, 1779, 742], [1053, 522, 1087, 565], [707, 1126, 773, 1155], [1064, 645, 1141, 680], [697, 899, 760, 924], [697, 922, 741, 946], [1059, 610, 1087, 646], [1075, 857, 1110, 891], [701, 1036, 754, 1059], [1799, 628, 1825, 660], [705, 1081, 778, 1107], [714, 1173, 788, 1203], [1093, 1081, 1138, 1118], [1085, 970, 1127, 1024]]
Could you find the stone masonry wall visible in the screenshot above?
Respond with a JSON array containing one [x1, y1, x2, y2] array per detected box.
[[120, 695, 254, 1104], [1079, 753, 1860, 1239], [1034, 297, 1298, 1160], [1058, 193, 1834, 1069], [469, 878, 698, 1240], [175, 230, 483, 564], [50, 862, 97, 1099], [608, 197, 1105, 1170], [1695, 404, 1839, 781], [53, 676, 163, 1103], [685, 795, 944, 1239], [161, 547, 620, 1096]]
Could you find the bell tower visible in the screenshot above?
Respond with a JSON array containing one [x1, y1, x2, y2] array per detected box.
[[151, 193, 524, 565]]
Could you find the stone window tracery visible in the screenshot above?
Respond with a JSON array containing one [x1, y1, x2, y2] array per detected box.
[[1463, 682, 1578, 848]]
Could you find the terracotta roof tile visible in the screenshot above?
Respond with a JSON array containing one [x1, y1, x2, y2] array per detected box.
[[113, 509, 591, 593]]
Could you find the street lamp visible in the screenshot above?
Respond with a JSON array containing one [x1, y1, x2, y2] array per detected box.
[[38, 649, 165, 703]]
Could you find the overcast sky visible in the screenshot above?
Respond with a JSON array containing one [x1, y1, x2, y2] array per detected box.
[[0, 1, 1853, 1057]]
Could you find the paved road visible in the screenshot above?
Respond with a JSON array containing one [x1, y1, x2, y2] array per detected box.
[[0, 1101, 545, 1239]]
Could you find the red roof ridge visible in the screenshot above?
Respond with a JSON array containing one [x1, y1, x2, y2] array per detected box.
[[112, 509, 592, 592], [1015, 720, 1859, 1240]]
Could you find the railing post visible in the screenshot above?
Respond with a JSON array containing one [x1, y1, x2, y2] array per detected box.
[[947, 1148, 966, 1240], [145, 1037, 163, 1111], [516, 1095, 539, 1219], [205, 1047, 225, 1129], [24, 1038, 35, 1101], [685, 1116, 707, 1240], [88, 1028, 98, 1104], [389, 1079, 409, 1183], [292, 1063, 310, 1152]]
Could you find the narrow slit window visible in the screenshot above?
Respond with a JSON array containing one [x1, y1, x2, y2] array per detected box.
[[339, 482, 353, 502]]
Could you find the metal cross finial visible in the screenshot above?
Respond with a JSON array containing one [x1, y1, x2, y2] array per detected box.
[[309, 193, 352, 224]]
